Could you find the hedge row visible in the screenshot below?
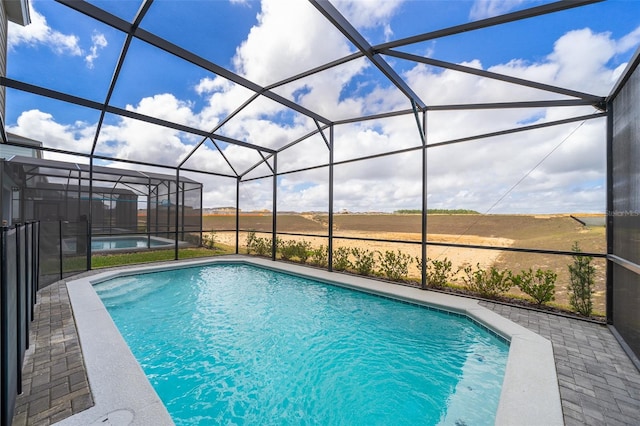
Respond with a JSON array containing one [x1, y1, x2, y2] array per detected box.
[[242, 232, 596, 316]]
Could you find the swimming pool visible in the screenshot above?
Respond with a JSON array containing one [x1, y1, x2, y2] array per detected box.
[[63, 257, 564, 426], [92, 236, 173, 251], [95, 263, 509, 425], [63, 235, 180, 254]]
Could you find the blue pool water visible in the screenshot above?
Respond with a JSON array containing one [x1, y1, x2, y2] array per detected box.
[[95, 264, 509, 425], [91, 236, 170, 251]]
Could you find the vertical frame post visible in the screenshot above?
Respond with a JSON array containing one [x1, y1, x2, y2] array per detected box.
[[15, 226, 22, 394], [146, 177, 152, 247], [411, 100, 428, 289], [272, 153, 278, 261], [58, 220, 63, 281], [174, 170, 180, 261], [235, 177, 240, 254], [199, 182, 203, 249], [328, 125, 334, 272], [606, 101, 614, 324], [87, 159, 93, 271], [421, 109, 428, 290]]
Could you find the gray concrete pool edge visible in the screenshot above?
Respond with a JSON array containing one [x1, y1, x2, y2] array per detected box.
[[59, 275, 174, 425], [60, 255, 562, 426]]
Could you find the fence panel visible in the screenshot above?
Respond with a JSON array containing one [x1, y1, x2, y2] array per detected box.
[[0, 223, 41, 424], [1, 229, 18, 425]]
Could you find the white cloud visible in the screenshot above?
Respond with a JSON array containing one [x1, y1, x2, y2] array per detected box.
[[332, 0, 403, 29], [617, 25, 640, 54], [8, 4, 110, 70], [93, 94, 201, 165], [7, 0, 638, 213], [6, 109, 94, 156], [469, 0, 527, 20], [546, 28, 617, 95], [127, 93, 198, 129], [233, 0, 357, 86], [85, 32, 108, 69], [8, 5, 82, 56]]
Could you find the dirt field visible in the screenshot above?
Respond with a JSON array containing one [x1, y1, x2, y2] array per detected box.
[[205, 213, 607, 313]]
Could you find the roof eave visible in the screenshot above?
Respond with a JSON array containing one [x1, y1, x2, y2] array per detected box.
[[4, 0, 30, 26]]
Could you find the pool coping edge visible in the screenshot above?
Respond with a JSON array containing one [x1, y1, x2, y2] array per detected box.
[[59, 255, 563, 426]]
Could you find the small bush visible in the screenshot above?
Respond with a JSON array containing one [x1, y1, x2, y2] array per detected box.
[[351, 248, 376, 275], [568, 242, 595, 316], [414, 256, 423, 272], [461, 263, 512, 298], [297, 240, 312, 263], [277, 239, 312, 263], [277, 239, 298, 261], [378, 250, 412, 281], [310, 245, 328, 267], [332, 246, 352, 271], [249, 234, 272, 257], [427, 257, 455, 289], [510, 268, 557, 305]]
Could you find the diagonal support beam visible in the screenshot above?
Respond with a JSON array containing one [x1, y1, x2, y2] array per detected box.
[[308, 0, 426, 109], [1, 77, 276, 154], [90, 0, 154, 156], [382, 50, 604, 103], [240, 152, 275, 179], [57, 0, 332, 125], [374, 0, 604, 51], [178, 92, 262, 170]]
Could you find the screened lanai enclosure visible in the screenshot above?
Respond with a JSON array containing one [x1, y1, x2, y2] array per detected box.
[[1, 0, 639, 362], [0, 154, 202, 284]]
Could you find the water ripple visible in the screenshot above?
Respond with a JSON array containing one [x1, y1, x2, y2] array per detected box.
[[97, 264, 508, 425]]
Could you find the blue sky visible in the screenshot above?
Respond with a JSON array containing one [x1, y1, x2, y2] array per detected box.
[[5, 0, 640, 212]]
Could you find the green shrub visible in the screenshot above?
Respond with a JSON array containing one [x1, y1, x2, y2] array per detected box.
[[332, 247, 352, 271], [310, 245, 328, 267], [277, 239, 312, 263], [351, 248, 376, 275], [427, 257, 455, 289], [277, 239, 297, 261], [297, 240, 312, 263], [461, 263, 511, 298], [249, 235, 272, 257], [568, 242, 595, 316], [510, 268, 557, 305], [378, 250, 412, 281], [414, 256, 423, 272]]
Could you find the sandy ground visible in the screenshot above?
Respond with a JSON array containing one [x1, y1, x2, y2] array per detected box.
[[212, 231, 513, 280]]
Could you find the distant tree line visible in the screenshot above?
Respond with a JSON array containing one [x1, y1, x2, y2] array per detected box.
[[394, 209, 480, 215]]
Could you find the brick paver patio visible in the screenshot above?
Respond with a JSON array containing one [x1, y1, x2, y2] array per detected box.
[[12, 281, 93, 426], [11, 266, 640, 425], [480, 301, 640, 426]]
